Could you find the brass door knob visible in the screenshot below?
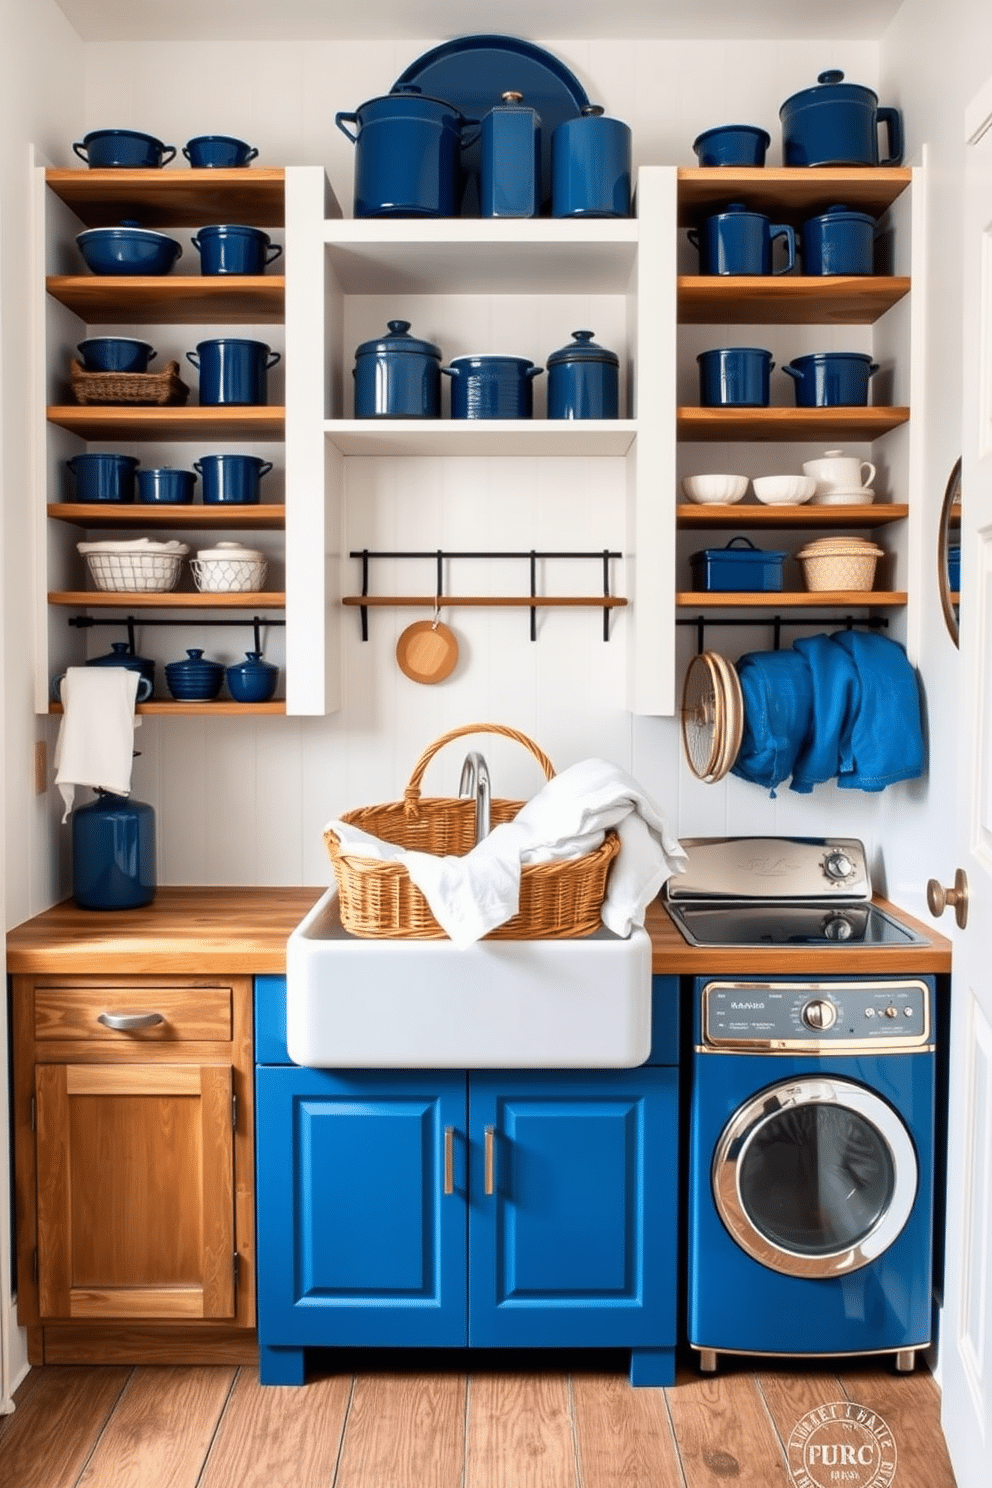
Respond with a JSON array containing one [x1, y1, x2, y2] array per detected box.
[[926, 869, 969, 929]]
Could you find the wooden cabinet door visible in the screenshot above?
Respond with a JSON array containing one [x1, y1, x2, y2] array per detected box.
[[35, 1062, 235, 1321], [467, 1069, 678, 1349]]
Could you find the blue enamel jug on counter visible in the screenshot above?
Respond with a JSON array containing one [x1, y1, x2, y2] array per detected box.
[[72, 791, 156, 911]]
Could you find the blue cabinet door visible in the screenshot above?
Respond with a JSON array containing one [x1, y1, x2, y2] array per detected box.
[[256, 1066, 468, 1349], [467, 1068, 678, 1350]]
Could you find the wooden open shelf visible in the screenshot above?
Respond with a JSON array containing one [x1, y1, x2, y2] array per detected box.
[[677, 502, 908, 529], [677, 406, 910, 442], [48, 503, 285, 530], [49, 699, 285, 716], [676, 167, 912, 224], [677, 275, 910, 325], [48, 590, 286, 608], [47, 406, 285, 441], [47, 275, 285, 324], [45, 168, 286, 228], [676, 589, 907, 608]]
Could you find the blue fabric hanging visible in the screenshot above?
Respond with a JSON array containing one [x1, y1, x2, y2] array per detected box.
[[830, 629, 925, 790], [731, 649, 814, 794], [789, 633, 860, 794]]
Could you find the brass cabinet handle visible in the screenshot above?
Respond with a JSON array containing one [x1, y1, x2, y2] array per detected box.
[[443, 1126, 455, 1196], [484, 1125, 495, 1196], [926, 869, 969, 929], [97, 1011, 164, 1031]]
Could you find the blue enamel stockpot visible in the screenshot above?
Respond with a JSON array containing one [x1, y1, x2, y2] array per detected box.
[[697, 347, 774, 407], [183, 135, 258, 168], [191, 224, 282, 275], [72, 792, 156, 910], [353, 320, 442, 418], [551, 106, 631, 218], [782, 351, 879, 407], [442, 355, 543, 419], [136, 466, 197, 504], [72, 129, 176, 169], [66, 452, 138, 503], [692, 124, 770, 167], [689, 202, 796, 276], [547, 330, 619, 420], [780, 71, 903, 167], [193, 453, 272, 505], [335, 91, 470, 218], [186, 338, 280, 405], [77, 337, 156, 373], [800, 203, 876, 275]]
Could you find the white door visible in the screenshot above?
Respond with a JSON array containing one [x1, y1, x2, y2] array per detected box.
[[940, 76, 992, 1488]]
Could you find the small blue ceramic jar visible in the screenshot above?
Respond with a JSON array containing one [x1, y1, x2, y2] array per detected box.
[[689, 202, 796, 275], [697, 346, 775, 407], [551, 106, 631, 218], [77, 337, 156, 373], [692, 124, 770, 167], [193, 453, 272, 504], [191, 224, 282, 275], [66, 452, 138, 503], [480, 91, 541, 218], [353, 320, 442, 418], [800, 203, 876, 275], [183, 135, 258, 168], [72, 791, 156, 910], [442, 355, 543, 419], [164, 649, 224, 702], [136, 466, 197, 504], [546, 330, 619, 419], [226, 651, 278, 703], [186, 338, 280, 405]]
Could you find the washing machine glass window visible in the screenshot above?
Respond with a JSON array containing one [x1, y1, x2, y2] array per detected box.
[[713, 1076, 918, 1278]]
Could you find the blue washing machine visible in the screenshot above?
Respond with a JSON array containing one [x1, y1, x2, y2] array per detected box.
[[688, 975, 936, 1372]]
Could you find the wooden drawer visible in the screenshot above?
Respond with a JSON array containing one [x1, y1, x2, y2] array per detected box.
[[33, 985, 233, 1044]]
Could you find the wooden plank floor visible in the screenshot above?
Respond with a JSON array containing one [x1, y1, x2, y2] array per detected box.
[[0, 1352, 958, 1488]]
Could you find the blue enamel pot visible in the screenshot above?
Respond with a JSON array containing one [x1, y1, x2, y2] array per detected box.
[[226, 651, 278, 703], [191, 224, 282, 275], [800, 204, 876, 275], [689, 202, 796, 276], [546, 330, 619, 419], [164, 649, 224, 702], [551, 107, 631, 218], [783, 351, 879, 407], [441, 355, 543, 419], [73, 129, 176, 169], [780, 70, 903, 167], [186, 338, 280, 405], [77, 337, 156, 373], [697, 347, 774, 407], [72, 792, 156, 911], [336, 92, 470, 218], [692, 124, 770, 167], [353, 320, 442, 418], [66, 452, 138, 503], [136, 466, 197, 504], [76, 224, 182, 276], [183, 135, 258, 168], [193, 453, 272, 504]]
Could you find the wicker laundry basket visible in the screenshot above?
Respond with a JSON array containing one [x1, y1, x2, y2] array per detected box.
[[323, 722, 620, 941]]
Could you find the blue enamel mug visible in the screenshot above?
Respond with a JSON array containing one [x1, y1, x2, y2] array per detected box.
[[551, 107, 631, 218], [66, 452, 138, 503], [183, 135, 258, 168], [186, 338, 280, 405], [800, 204, 876, 275], [191, 224, 282, 275], [193, 453, 273, 504], [698, 347, 774, 407], [689, 203, 796, 276]]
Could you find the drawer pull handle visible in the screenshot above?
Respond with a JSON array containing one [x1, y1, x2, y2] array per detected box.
[[444, 1126, 455, 1195], [97, 1011, 164, 1032], [484, 1125, 496, 1196]]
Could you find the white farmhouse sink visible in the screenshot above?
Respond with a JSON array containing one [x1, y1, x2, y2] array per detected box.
[[286, 887, 653, 1068]]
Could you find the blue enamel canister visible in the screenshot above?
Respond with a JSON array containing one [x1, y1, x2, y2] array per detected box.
[[480, 91, 541, 218], [551, 106, 631, 218], [186, 338, 280, 405], [547, 330, 619, 419], [353, 320, 442, 418], [697, 347, 774, 407]]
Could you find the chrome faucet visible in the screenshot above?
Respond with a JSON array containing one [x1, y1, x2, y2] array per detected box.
[[458, 751, 491, 845]]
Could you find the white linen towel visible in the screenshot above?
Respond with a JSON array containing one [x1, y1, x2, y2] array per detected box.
[[325, 758, 687, 948], [53, 666, 141, 822]]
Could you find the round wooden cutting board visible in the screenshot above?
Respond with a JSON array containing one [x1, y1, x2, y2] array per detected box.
[[396, 619, 460, 684]]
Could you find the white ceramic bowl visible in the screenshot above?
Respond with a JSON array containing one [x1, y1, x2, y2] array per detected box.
[[751, 474, 816, 505], [681, 473, 749, 504]]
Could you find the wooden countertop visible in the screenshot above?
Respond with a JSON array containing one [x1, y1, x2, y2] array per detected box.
[[6, 886, 951, 977]]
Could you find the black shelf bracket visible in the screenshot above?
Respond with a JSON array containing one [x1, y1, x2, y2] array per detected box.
[[67, 613, 285, 656], [677, 613, 891, 654]]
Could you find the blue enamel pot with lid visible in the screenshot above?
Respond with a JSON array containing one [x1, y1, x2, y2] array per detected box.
[[336, 91, 472, 218], [353, 320, 443, 418], [800, 204, 876, 275], [546, 330, 619, 419], [191, 225, 282, 275], [780, 70, 903, 167]]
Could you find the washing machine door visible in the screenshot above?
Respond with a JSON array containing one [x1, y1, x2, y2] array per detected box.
[[713, 1077, 918, 1277]]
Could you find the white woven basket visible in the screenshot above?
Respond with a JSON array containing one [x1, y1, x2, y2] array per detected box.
[[191, 556, 267, 593], [82, 547, 185, 592]]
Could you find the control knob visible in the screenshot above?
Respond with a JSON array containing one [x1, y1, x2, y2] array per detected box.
[[801, 999, 837, 1031], [822, 914, 854, 941], [823, 850, 857, 882]]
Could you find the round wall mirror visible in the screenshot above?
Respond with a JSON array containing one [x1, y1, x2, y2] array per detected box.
[[938, 457, 961, 647]]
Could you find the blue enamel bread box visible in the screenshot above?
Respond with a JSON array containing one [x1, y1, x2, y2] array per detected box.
[[690, 536, 787, 592]]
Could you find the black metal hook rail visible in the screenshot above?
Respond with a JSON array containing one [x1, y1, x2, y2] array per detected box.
[[348, 548, 625, 642], [68, 614, 285, 656], [677, 613, 890, 654]]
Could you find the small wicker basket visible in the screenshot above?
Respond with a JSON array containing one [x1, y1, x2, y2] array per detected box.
[[70, 358, 190, 407], [324, 723, 620, 941], [797, 537, 884, 592]]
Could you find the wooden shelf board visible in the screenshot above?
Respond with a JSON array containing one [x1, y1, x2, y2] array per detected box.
[[677, 407, 910, 442], [325, 419, 638, 457], [677, 167, 912, 223], [48, 590, 286, 609], [677, 275, 910, 325], [47, 276, 285, 324], [342, 595, 628, 608], [45, 168, 286, 229], [50, 700, 285, 716], [47, 406, 285, 441], [676, 590, 907, 608], [48, 503, 285, 530], [677, 502, 908, 529]]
